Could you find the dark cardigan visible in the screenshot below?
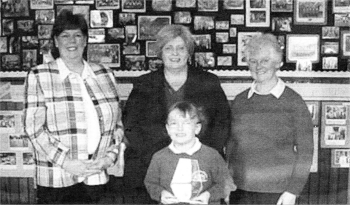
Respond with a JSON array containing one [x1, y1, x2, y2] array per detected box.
[[122, 67, 231, 189]]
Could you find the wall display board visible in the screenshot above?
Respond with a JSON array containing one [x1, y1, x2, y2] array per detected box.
[[321, 102, 350, 149], [0, 0, 349, 73]]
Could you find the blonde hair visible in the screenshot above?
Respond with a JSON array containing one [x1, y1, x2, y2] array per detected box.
[[155, 25, 195, 59]]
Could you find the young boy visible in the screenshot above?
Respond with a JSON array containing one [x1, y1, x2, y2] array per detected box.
[[144, 101, 235, 204]]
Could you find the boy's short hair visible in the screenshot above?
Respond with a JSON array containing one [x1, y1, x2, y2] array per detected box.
[[166, 101, 203, 123]]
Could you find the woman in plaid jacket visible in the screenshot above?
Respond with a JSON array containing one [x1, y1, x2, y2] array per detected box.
[[23, 10, 123, 204]]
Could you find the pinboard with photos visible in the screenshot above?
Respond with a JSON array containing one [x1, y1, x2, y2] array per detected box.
[[0, 0, 349, 72]]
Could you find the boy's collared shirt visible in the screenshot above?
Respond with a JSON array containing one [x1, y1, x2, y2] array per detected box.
[[247, 78, 286, 99], [168, 137, 202, 156]]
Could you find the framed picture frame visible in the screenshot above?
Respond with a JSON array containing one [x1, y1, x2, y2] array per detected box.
[[294, 0, 327, 25], [286, 34, 320, 63], [245, 0, 270, 27], [146, 41, 157, 57], [340, 30, 350, 58], [87, 44, 120, 67], [138, 16, 171, 40], [271, 0, 293, 12], [237, 32, 261, 66], [331, 149, 350, 168], [223, 0, 244, 10], [121, 0, 146, 12], [332, 0, 350, 13], [321, 102, 350, 148]]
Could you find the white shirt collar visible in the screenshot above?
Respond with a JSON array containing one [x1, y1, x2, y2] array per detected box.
[[169, 137, 202, 156], [57, 58, 96, 81], [247, 78, 286, 99]]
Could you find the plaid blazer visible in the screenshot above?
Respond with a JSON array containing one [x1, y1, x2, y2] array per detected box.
[[23, 59, 123, 187]]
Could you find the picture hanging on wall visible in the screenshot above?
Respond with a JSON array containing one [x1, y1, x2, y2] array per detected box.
[[331, 149, 350, 168], [138, 16, 171, 40], [294, 0, 327, 25], [286, 34, 320, 63], [271, 0, 293, 12], [245, 0, 270, 27], [223, 0, 244, 10], [321, 102, 350, 148], [122, 0, 146, 12], [332, 0, 350, 13], [340, 30, 350, 58]]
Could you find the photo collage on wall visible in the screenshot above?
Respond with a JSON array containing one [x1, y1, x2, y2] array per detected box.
[[0, 0, 349, 72], [320, 102, 350, 168]]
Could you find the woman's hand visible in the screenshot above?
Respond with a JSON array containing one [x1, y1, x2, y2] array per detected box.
[[62, 159, 98, 177], [191, 191, 210, 204], [161, 190, 179, 204], [87, 156, 114, 171]]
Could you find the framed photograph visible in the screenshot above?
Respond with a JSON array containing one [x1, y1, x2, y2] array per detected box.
[[223, 0, 244, 10], [216, 21, 230, 30], [341, 30, 350, 58], [125, 25, 137, 43], [96, 0, 120, 9], [286, 34, 320, 63], [30, 0, 54, 9], [194, 52, 215, 68], [123, 42, 141, 55], [57, 5, 90, 25], [2, 19, 15, 36], [107, 28, 125, 41], [321, 42, 339, 54], [335, 14, 350, 27], [237, 32, 261, 66], [174, 12, 192, 24], [223, 44, 236, 54], [88, 29, 106, 43], [122, 0, 146, 12], [272, 17, 292, 32], [35, 10, 55, 24], [271, 0, 293, 12], [296, 59, 312, 71], [125, 55, 146, 71], [294, 0, 327, 25], [332, 0, 350, 13], [22, 49, 38, 70], [322, 27, 340, 39], [152, 0, 172, 11], [87, 44, 120, 67], [148, 59, 163, 71], [193, 34, 212, 50], [1, 54, 21, 70], [17, 20, 35, 35], [217, 56, 232, 66], [246, 0, 270, 27], [138, 16, 171, 40], [9, 134, 29, 149], [90, 10, 113, 28], [198, 0, 219, 12], [23, 153, 35, 168], [229, 27, 237, 37], [322, 57, 338, 70], [216, 32, 229, 43], [2, 0, 30, 17], [194, 16, 215, 30], [306, 101, 320, 125], [22, 36, 39, 49], [332, 149, 350, 168], [321, 102, 350, 148], [0, 153, 16, 168], [9, 37, 21, 53], [175, 0, 196, 8], [146, 41, 157, 57], [38, 25, 53, 39], [0, 37, 7, 53], [230, 14, 244, 25], [119, 13, 136, 25]]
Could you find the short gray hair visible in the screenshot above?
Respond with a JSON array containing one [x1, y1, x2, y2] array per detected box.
[[244, 33, 283, 63], [155, 25, 195, 59]]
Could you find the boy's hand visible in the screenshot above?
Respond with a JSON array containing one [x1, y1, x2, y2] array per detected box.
[[161, 190, 179, 204], [191, 191, 210, 204]]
